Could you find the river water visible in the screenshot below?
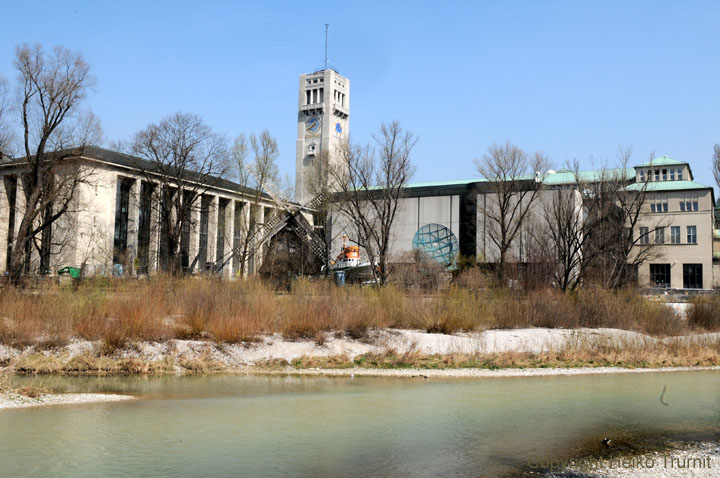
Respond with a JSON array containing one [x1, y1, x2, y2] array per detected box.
[[2, 371, 719, 477]]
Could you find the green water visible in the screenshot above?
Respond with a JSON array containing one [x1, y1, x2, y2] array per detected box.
[[2, 371, 719, 477]]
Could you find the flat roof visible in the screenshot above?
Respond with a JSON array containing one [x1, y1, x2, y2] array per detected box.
[[636, 155, 687, 167], [624, 180, 711, 192], [403, 178, 484, 188], [542, 167, 635, 185]]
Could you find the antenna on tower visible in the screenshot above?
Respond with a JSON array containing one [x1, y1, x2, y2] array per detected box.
[[324, 23, 329, 70]]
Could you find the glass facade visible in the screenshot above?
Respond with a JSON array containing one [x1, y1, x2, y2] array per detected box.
[[683, 263, 702, 289], [113, 178, 133, 265], [650, 263, 671, 288]]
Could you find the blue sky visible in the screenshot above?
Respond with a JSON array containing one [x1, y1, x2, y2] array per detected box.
[[1, 0, 719, 189]]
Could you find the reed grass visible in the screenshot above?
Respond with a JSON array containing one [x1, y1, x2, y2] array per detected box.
[[0, 277, 698, 351]]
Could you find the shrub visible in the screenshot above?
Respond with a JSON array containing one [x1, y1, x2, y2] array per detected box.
[[688, 296, 720, 331]]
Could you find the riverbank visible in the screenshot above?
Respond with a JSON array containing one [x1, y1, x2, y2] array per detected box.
[[2, 327, 719, 375], [549, 441, 720, 478], [0, 391, 134, 409]]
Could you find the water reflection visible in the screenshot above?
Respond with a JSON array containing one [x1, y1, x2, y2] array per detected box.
[[3, 371, 719, 477]]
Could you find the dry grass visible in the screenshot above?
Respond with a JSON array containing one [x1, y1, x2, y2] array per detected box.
[[687, 296, 720, 331], [286, 335, 720, 370], [0, 277, 697, 352]]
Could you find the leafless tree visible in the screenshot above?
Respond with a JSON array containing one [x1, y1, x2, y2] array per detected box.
[[6, 44, 101, 285], [227, 130, 283, 276], [713, 144, 720, 192], [583, 148, 663, 289], [129, 112, 229, 276], [305, 149, 337, 270], [536, 160, 608, 291], [476, 141, 548, 285], [332, 120, 417, 285], [0, 76, 13, 161], [540, 187, 586, 291]]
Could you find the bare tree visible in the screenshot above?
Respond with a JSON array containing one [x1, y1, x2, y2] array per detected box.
[[582, 149, 664, 289], [305, 149, 337, 270], [332, 120, 417, 285], [248, 130, 281, 198], [476, 141, 548, 285], [7, 44, 101, 285], [539, 161, 610, 291], [129, 112, 229, 276], [0, 76, 12, 161], [540, 187, 587, 291], [227, 130, 283, 276], [713, 144, 720, 192]]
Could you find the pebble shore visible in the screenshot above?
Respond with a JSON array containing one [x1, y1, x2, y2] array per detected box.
[[557, 442, 720, 478], [0, 392, 135, 410], [268, 365, 720, 378]]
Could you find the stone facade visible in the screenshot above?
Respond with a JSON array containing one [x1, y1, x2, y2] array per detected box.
[[0, 147, 278, 278]]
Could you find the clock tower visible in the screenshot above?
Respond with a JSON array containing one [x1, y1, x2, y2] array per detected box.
[[295, 69, 349, 203]]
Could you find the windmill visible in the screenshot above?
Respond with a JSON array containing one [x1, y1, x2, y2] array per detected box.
[[216, 166, 328, 275]]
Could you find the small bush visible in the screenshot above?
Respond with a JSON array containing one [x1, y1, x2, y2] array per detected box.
[[688, 296, 720, 331]]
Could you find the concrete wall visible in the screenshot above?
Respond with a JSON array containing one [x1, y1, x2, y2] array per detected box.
[[329, 194, 460, 264], [476, 188, 564, 263]]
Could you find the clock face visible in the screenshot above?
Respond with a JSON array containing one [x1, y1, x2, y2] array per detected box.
[[306, 116, 320, 134], [335, 122, 343, 134]]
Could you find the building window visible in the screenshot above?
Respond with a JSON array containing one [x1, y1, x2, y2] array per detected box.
[[662, 169, 667, 181], [650, 197, 668, 213], [639, 170, 645, 182], [639, 226, 649, 244], [680, 195, 699, 212], [137, 182, 153, 274], [671, 226, 680, 244], [198, 196, 210, 270], [650, 264, 671, 288], [683, 263, 703, 289], [669, 169, 675, 181], [113, 178, 133, 265], [654, 169, 660, 181], [306, 90, 311, 105], [216, 198, 228, 272], [677, 169, 683, 180], [232, 201, 244, 276], [180, 190, 193, 272], [4, 176, 17, 270], [655, 227, 665, 244], [687, 225, 697, 244]]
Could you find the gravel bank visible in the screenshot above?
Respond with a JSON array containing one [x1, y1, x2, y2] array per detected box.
[[2, 327, 719, 375], [558, 442, 720, 477], [0, 392, 135, 410], [261, 365, 720, 378]]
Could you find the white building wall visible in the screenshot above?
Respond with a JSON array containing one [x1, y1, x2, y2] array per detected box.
[[0, 178, 8, 272], [295, 69, 349, 203], [0, 155, 278, 277], [635, 189, 714, 289], [330, 194, 460, 264]]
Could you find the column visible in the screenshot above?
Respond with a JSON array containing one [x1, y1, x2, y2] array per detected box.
[[0, 177, 8, 272], [188, 197, 200, 273], [126, 178, 140, 274], [206, 195, 218, 273]]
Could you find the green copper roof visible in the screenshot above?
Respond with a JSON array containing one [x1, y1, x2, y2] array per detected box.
[[404, 178, 485, 188], [637, 155, 687, 167], [542, 167, 635, 185], [624, 180, 710, 192]]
